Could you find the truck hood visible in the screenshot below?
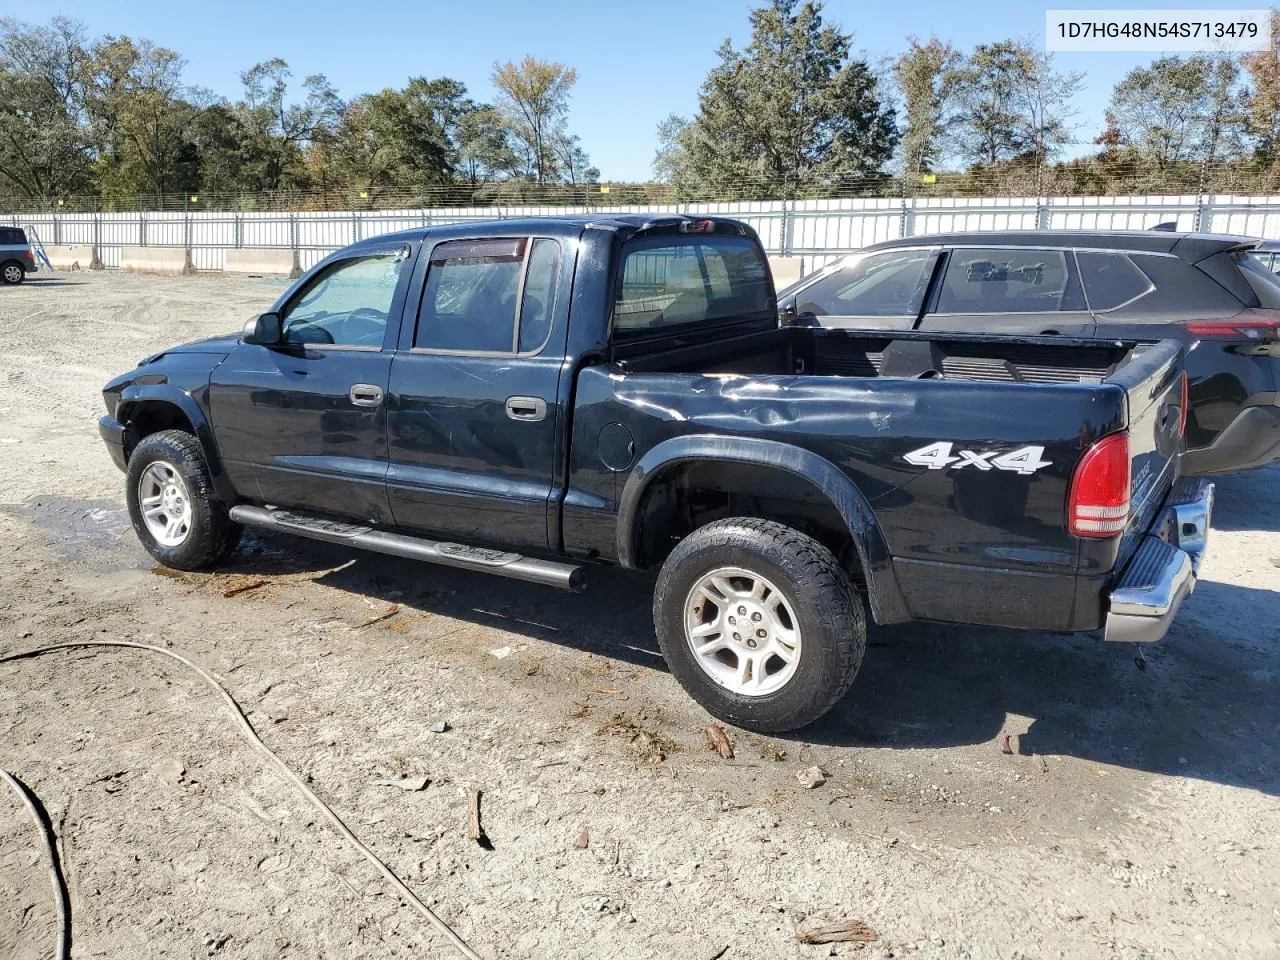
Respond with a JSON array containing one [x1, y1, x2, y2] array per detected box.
[[158, 332, 242, 355]]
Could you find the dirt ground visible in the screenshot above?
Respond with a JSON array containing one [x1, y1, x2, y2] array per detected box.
[[1, 270, 1277, 960]]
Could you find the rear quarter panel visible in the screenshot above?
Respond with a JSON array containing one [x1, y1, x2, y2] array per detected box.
[[565, 366, 1130, 631]]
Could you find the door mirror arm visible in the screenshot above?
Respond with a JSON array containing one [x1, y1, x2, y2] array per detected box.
[[243, 312, 283, 346]]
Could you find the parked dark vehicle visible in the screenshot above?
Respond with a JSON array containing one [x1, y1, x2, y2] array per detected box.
[[98, 216, 1211, 732], [0, 226, 36, 285], [778, 231, 1280, 475]]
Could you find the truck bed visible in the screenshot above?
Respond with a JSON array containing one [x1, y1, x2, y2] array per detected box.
[[620, 325, 1145, 386], [570, 328, 1184, 633]]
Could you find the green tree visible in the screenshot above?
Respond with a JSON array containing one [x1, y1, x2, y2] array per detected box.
[[237, 58, 341, 191], [951, 41, 1031, 166], [456, 105, 519, 184], [893, 36, 961, 177], [0, 16, 92, 198], [490, 56, 580, 182], [1099, 55, 1248, 168], [677, 0, 897, 195], [651, 113, 691, 184]]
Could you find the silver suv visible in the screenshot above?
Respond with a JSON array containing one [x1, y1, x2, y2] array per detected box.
[[0, 226, 36, 285]]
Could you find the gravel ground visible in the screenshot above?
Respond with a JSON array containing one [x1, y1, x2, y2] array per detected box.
[[1, 270, 1278, 960]]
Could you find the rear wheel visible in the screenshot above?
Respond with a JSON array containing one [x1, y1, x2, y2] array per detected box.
[[653, 517, 866, 732], [1, 261, 25, 285], [126, 429, 241, 570]]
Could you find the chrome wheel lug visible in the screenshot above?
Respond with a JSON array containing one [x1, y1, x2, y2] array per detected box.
[[746, 639, 757, 649], [756, 629, 767, 638], [751, 612, 762, 622]]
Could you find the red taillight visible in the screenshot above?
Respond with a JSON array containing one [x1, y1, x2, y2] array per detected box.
[[1068, 431, 1130, 538], [1178, 371, 1188, 439], [1186, 320, 1279, 340]]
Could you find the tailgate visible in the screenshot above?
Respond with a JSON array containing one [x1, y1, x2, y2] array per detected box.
[[1108, 339, 1186, 569]]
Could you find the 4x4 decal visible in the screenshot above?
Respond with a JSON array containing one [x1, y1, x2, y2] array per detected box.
[[903, 441, 1052, 475]]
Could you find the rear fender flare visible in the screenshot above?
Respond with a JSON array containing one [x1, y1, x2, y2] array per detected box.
[[616, 435, 909, 624]]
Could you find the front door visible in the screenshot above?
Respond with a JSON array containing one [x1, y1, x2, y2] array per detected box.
[[386, 235, 568, 550], [916, 246, 1096, 337], [209, 244, 415, 523]]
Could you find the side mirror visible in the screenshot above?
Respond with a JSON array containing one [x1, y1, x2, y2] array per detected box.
[[243, 312, 282, 346], [779, 299, 798, 327]]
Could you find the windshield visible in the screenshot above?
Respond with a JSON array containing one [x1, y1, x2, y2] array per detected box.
[[613, 234, 774, 337]]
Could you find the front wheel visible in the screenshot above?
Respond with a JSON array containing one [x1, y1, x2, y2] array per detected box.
[[125, 429, 242, 570], [653, 518, 866, 733]]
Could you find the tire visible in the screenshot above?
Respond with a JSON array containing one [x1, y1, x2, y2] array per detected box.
[[1, 261, 25, 285], [653, 517, 866, 733], [125, 429, 242, 570]]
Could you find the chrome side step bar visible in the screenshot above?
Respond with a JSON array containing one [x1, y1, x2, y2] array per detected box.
[[228, 505, 587, 592]]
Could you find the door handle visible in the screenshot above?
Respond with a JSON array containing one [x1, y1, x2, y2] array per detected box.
[[349, 384, 384, 407], [505, 396, 547, 421]]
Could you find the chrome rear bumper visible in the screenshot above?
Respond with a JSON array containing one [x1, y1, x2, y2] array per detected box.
[[1104, 478, 1214, 644]]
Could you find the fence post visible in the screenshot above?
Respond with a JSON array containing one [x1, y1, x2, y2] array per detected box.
[[234, 212, 243, 249], [1036, 198, 1052, 231], [52, 211, 61, 246], [289, 212, 301, 278], [778, 197, 790, 257], [1195, 196, 1215, 233], [139, 211, 147, 247], [351, 210, 359, 244]]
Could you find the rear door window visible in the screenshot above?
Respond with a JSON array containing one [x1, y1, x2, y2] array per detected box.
[[0, 227, 25, 245], [795, 249, 934, 319], [414, 237, 563, 354], [1078, 252, 1154, 312], [614, 234, 773, 335], [937, 248, 1081, 313]]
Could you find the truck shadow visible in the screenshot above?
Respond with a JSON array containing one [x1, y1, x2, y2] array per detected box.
[[228, 528, 1280, 799], [1199, 461, 1280, 533]]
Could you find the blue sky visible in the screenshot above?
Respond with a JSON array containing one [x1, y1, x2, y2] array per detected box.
[[35, 0, 1238, 180]]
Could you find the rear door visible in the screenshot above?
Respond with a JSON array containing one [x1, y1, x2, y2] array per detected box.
[[786, 247, 941, 331], [917, 246, 1096, 338], [384, 234, 570, 550]]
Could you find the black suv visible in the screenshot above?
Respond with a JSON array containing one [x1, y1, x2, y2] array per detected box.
[[779, 231, 1280, 475]]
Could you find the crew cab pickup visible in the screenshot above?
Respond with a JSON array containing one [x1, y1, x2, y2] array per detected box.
[[99, 215, 1213, 731]]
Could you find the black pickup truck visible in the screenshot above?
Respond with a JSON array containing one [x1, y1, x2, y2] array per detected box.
[[99, 215, 1213, 731]]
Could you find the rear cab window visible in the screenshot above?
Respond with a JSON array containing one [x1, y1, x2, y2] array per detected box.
[[613, 231, 774, 340]]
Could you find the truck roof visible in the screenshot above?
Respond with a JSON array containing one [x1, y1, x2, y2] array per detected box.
[[353, 213, 757, 249], [865, 230, 1258, 263]]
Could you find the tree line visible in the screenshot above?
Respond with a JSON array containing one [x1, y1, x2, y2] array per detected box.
[[2, 2, 1279, 209], [0, 18, 595, 207]]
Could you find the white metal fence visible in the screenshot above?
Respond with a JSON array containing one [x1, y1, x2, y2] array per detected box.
[[12, 194, 1280, 274]]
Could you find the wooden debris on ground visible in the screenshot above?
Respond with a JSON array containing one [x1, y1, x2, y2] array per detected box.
[[795, 919, 879, 944], [355, 604, 400, 629], [704, 723, 734, 760], [466, 788, 491, 848]]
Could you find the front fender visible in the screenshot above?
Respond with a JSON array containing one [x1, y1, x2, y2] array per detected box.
[[117, 381, 236, 503], [616, 435, 909, 624]]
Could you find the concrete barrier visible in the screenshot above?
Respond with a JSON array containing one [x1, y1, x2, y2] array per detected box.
[[223, 248, 299, 278], [768, 256, 806, 291], [120, 246, 194, 276], [43, 244, 102, 271]]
